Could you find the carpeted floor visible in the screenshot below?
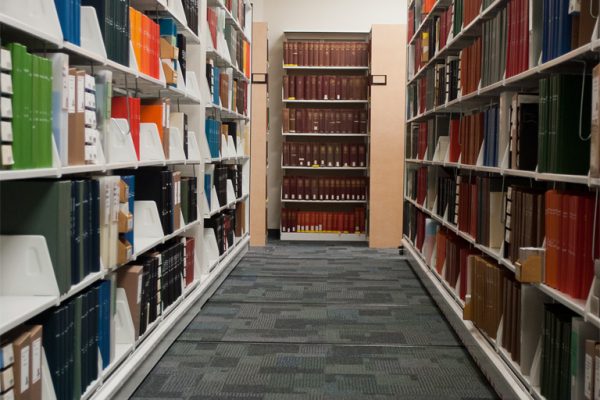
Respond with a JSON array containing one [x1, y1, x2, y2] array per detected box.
[[131, 241, 498, 399]]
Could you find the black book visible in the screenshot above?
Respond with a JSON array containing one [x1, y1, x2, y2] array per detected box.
[[178, 34, 187, 84], [516, 103, 539, 171]]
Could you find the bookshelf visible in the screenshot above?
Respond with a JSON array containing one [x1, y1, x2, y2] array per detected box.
[[0, 0, 253, 399], [280, 31, 371, 242], [403, 0, 600, 399]]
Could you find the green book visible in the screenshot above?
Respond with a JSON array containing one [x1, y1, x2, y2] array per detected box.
[[73, 295, 83, 399], [32, 55, 41, 168], [40, 56, 53, 167], [538, 78, 548, 172], [0, 180, 72, 293]]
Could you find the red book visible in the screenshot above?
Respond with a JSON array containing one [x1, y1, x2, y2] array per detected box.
[[544, 190, 561, 289], [112, 96, 141, 159], [559, 194, 570, 293], [207, 8, 218, 48]]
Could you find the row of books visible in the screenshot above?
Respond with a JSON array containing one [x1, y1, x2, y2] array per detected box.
[[205, 204, 246, 255], [206, 62, 249, 114], [407, 0, 436, 41], [408, 75, 595, 176], [205, 119, 240, 159], [282, 176, 368, 201], [2, 44, 53, 170], [82, 0, 129, 65], [282, 142, 367, 168], [224, 0, 247, 30], [283, 41, 370, 67], [283, 75, 369, 101], [181, 0, 199, 35], [281, 208, 367, 234], [405, 209, 600, 400], [282, 108, 369, 134], [411, 0, 598, 86], [0, 325, 43, 400], [207, 7, 251, 77], [158, 19, 188, 88], [407, 167, 600, 301]]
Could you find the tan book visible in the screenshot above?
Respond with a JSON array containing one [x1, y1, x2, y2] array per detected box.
[[68, 69, 85, 165], [117, 265, 144, 339], [9, 329, 30, 400]]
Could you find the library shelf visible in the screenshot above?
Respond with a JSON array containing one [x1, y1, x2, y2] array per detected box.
[[407, 0, 454, 46], [403, 238, 543, 400], [129, 0, 202, 44], [86, 234, 250, 400], [281, 198, 368, 204], [280, 232, 368, 242], [283, 99, 370, 104], [282, 132, 369, 137], [405, 159, 594, 186], [207, 46, 250, 83], [281, 165, 369, 171], [206, 103, 250, 121], [207, 0, 251, 43], [283, 64, 370, 71], [403, 195, 597, 326]]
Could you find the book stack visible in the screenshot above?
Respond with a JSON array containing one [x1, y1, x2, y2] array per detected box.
[[226, 0, 246, 29], [503, 186, 545, 263], [457, 112, 484, 165], [8, 43, 52, 170], [482, 104, 500, 167], [54, 0, 81, 45], [436, 170, 457, 221], [205, 214, 226, 255], [283, 75, 368, 101], [282, 142, 367, 168], [283, 108, 368, 134], [181, 177, 198, 224], [474, 176, 504, 250], [281, 208, 367, 234], [283, 41, 370, 67], [508, 94, 538, 171], [1, 48, 14, 169], [112, 96, 141, 159], [159, 19, 181, 87], [214, 165, 228, 207], [481, 8, 507, 86], [181, 237, 195, 287], [1, 180, 103, 294], [459, 38, 481, 96], [131, 168, 178, 236], [205, 118, 222, 159], [505, 0, 529, 78], [82, 0, 130, 66], [181, 0, 199, 35], [538, 74, 591, 175], [129, 7, 160, 79], [282, 176, 368, 201], [171, 112, 189, 158], [37, 281, 111, 399], [228, 165, 242, 198], [0, 325, 43, 400]]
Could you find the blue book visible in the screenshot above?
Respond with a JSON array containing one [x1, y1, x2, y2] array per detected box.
[[556, 0, 572, 58], [120, 175, 135, 249], [204, 173, 212, 208], [213, 67, 220, 105], [159, 18, 178, 38]]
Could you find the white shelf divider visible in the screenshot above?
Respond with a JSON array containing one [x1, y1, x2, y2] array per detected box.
[[226, 179, 236, 206], [203, 228, 220, 271], [168, 127, 187, 163], [186, 131, 202, 163], [106, 119, 138, 165], [80, 6, 108, 59], [133, 201, 165, 256], [0, 0, 63, 45], [185, 71, 202, 102], [199, 131, 213, 163], [139, 123, 166, 164], [0, 235, 60, 335]]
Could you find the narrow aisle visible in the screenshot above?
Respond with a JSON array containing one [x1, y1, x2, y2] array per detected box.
[[132, 242, 498, 399]]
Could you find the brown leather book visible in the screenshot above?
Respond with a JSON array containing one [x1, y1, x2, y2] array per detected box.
[[296, 76, 304, 100], [304, 177, 311, 199], [283, 109, 290, 132], [283, 76, 290, 99], [290, 142, 298, 165], [340, 77, 348, 100], [297, 177, 304, 199], [292, 42, 298, 65], [326, 143, 334, 167], [351, 42, 358, 66], [360, 111, 368, 133], [289, 75, 296, 99], [310, 178, 318, 200], [318, 111, 325, 133], [283, 142, 290, 165], [284, 41, 290, 65], [290, 176, 297, 199], [283, 176, 290, 199], [324, 178, 331, 199], [335, 111, 342, 133], [318, 177, 324, 200], [219, 72, 230, 108], [317, 42, 324, 66], [350, 144, 358, 166], [68, 68, 86, 165], [117, 265, 144, 339], [335, 77, 342, 100], [303, 42, 309, 66], [344, 42, 351, 66], [323, 76, 330, 100], [342, 144, 350, 166], [297, 109, 305, 133], [298, 142, 306, 166], [334, 144, 342, 167], [324, 43, 331, 66], [289, 110, 296, 133], [317, 76, 324, 100], [312, 143, 319, 165], [310, 76, 317, 100], [352, 110, 360, 133], [297, 42, 305, 66], [320, 143, 327, 166], [305, 143, 313, 167], [308, 42, 314, 66]]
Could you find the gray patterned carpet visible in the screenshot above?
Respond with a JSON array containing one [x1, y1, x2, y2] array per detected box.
[[131, 241, 498, 399]]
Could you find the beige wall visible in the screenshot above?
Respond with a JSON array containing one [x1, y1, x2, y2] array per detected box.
[[252, 0, 407, 229]]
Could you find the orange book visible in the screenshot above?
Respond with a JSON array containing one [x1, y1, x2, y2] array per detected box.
[[140, 99, 170, 158], [436, 231, 447, 274], [130, 8, 142, 70], [422, 0, 435, 14]]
